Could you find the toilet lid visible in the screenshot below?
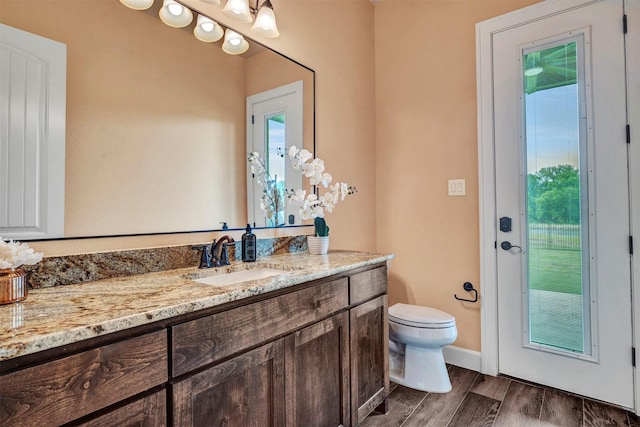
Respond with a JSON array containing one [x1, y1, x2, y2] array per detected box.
[[389, 303, 456, 328]]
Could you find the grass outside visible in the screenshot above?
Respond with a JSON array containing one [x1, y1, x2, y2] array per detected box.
[[528, 247, 582, 295], [527, 247, 584, 352]]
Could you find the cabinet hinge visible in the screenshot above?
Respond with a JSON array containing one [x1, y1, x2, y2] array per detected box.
[[627, 124, 631, 144], [630, 236, 634, 255], [251, 114, 255, 124], [633, 347, 636, 367], [624, 14, 628, 34], [494, 241, 497, 249]]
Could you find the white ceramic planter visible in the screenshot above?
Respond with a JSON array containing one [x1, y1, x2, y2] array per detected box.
[[307, 236, 329, 255]]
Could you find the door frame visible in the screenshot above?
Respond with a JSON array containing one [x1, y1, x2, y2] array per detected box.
[[477, 0, 639, 412]]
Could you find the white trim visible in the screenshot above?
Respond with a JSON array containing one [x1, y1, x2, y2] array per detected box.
[[626, 0, 640, 415], [443, 345, 482, 373], [477, 0, 637, 398]]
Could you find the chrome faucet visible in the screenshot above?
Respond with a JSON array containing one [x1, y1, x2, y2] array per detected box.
[[211, 235, 235, 266]]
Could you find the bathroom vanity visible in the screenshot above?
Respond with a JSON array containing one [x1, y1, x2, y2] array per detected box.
[[0, 251, 391, 427]]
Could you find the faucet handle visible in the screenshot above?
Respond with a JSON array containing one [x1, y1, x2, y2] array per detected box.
[[218, 242, 235, 266], [191, 245, 213, 269]]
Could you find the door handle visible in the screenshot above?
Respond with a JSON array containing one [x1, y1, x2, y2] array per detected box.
[[501, 241, 522, 251]]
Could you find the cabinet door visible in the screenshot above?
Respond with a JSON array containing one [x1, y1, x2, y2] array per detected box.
[[285, 312, 350, 427], [350, 295, 389, 425], [172, 340, 284, 427]]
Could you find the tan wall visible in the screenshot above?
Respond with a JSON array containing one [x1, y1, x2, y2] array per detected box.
[[374, 0, 541, 352]]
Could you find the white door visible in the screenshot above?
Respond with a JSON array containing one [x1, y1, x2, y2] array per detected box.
[[493, 0, 633, 407], [246, 81, 303, 228], [0, 24, 66, 239]]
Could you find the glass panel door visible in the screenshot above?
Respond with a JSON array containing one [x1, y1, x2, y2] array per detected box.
[[265, 113, 286, 227], [523, 38, 591, 355]]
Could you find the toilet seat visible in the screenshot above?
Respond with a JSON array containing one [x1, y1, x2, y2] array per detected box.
[[389, 303, 456, 329]]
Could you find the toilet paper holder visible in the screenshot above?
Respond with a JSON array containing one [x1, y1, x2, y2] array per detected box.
[[454, 282, 478, 303]]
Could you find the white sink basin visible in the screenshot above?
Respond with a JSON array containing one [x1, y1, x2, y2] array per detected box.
[[193, 268, 288, 287]]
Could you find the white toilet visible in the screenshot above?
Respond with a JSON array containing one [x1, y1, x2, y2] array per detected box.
[[388, 303, 457, 393]]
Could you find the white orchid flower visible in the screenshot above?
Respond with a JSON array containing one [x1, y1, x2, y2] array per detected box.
[[288, 146, 299, 158], [248, 149, 356, 228], [321, 192, 336, 210], [298, 149, 313, 163], [302, 158, 324, 178], [309, 172, 332, 187], [340, 182, 350, 200]]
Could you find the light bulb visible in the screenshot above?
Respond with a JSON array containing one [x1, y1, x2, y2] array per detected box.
[[222, 0, 253, 23], [524, 66, 544, 76], [159, 0, 193, 28], [251, 1, 279, 38], [119, 0, 154, 10], [168, 3, 182, 15], [201, 22, 215, 32], [222, 29, 249, 55], [194, 14, 223, 42]]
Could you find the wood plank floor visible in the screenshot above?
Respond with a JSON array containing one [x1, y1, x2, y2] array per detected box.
[[362, 366, 640, 427]]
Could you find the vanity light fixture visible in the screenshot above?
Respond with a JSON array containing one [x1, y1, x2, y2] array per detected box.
[[119, 0, 154, 10], [222, 0, 280, 38], [118, 0, 276, 54], [222, 29, 250, 55], [194, 14, 224, 42], [159, 0, 194, 28], [251, 0, 279, 38], [222, 0, 253, 23]]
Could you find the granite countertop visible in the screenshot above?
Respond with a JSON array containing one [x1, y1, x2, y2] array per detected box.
[[0, 250, 393, 362]]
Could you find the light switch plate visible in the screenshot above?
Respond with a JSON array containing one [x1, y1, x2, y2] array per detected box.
[[448, 179, 466, 196]]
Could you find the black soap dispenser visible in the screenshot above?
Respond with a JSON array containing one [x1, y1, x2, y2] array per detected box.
[[242, 224, 257, 262]]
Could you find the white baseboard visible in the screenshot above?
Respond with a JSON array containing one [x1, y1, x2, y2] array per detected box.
[[443, 345, 482, 372]]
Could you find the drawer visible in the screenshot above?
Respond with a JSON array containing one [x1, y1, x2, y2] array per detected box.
[[349, 266, 388, 306], [76, 388, 167, 427], [171, 277, 349, 376], [0, 330, 168, 427]]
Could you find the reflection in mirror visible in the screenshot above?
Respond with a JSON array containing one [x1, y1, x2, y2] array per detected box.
[[247, 81, 305, 228], [1, 0, 313, 239]]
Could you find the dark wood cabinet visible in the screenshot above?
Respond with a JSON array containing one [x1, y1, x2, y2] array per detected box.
[[0, 262, 389, 427], [171, 278, 348, 377], [285, 312, 351, 427], [172, 340, 285, 427], [171, 266, 390, 427], [0, 330, 167, 427]]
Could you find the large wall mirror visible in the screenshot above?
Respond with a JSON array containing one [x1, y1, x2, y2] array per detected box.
[[1, 0, 314, 239]]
